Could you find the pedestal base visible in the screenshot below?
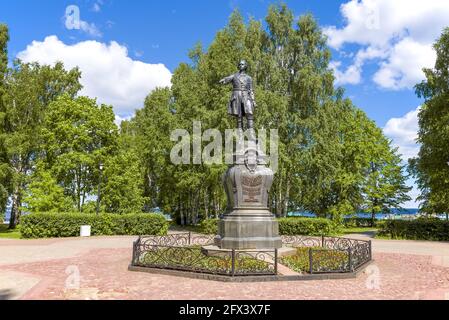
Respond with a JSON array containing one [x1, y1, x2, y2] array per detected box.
[[215, 215, 282, 249]]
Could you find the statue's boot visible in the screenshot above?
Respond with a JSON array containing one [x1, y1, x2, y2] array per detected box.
[[247, 117, 256, 144]]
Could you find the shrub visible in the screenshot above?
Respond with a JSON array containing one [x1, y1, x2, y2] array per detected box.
[[280, 247, 348, 273], [278, 218, 339, 236], [20, 212, 169, 239], [199, 218, 219, 234], [196, 217, 339, 236], [378, 217, 449, 241], [343, 217, 379, 228]]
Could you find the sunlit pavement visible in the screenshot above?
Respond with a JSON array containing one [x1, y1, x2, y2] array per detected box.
[[1, 235, 449, 300]]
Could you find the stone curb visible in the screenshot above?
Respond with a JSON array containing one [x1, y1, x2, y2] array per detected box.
[[127, 260, 374, 283]]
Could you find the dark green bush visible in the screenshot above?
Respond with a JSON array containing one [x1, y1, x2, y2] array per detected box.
[[378, 218, 449, 241], [20, 212, 169, 239], [278, 218, 339, 236], [343, 217, 379, 227], [199, 218, 219, 234], [196, 217, 338, 236]]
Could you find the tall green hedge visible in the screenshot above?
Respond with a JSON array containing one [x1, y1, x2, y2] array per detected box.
[[197, 217, 338, 236], [378, 218, 449, 241], [278, 218, 339, 236], [20, 212, 169, 239]]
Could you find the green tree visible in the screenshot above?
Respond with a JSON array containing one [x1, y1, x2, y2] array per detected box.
[[1, 61, 81, 228], [22, 164, 73, 213], [40, 95, 118, 211], [0, 24, 10, 217], [411, 28, 449, 218], [362, 130, 412, 225], [101, 150, 146, 213]]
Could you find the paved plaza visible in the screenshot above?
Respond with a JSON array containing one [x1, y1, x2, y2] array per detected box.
[[1, 234, 449, 300]]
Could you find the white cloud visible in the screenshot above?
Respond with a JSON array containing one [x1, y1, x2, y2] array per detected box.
[[114, 115, 132, 126], [17, 36, 172, 117], [330, 61, 361, 85], [383, 106, 422, 208], [331, 46, 388, 85], [92, 3, 101, 13], [403, 184, 421, 209], [79, 20, 102, 37], [383, 106, 420, 161], [324, 0, 448, 89], [373, 38, 436, 89]]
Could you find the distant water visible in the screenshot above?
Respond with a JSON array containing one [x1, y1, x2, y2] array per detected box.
[[3, 207, 10, 224], [288, 209, 435, 220]]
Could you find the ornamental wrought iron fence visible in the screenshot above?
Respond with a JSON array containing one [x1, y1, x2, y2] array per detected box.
[[281, 235, 372, 274], [132, 232, 277, 276], [131, 233, 371, 276]]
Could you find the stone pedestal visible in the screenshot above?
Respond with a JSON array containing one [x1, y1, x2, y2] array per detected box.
[[215, 146, 282, 250]]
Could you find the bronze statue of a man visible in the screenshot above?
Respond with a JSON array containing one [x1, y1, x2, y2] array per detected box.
[[219, 60, 257, 131]]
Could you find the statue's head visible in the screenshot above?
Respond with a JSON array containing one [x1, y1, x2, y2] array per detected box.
[[238, 60, 248, 72]]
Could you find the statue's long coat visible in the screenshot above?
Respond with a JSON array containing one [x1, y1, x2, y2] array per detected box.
[[220, 72, 256, 117]]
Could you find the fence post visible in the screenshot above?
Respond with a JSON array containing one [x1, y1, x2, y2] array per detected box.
[[308, 249, 313, 274], [369, 240, 372, 261], [231, 249, 236, 276], [132, 240, 137, 265], [274, 249, 278, 275], [321, 235, 325, 248], [348, 248, 353, 272], [188, 232, 191, 245]]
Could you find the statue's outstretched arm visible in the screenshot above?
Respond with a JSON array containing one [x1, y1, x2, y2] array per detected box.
[[219, 74, 234, 85]]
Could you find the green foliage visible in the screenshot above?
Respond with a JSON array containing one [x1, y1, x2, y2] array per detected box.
[[0, 224, 21, 239], [0, 24, 10, 215], [22, 165, 73, 213], [141, 246, 269, 272], [280, 247, 348, 273], [193, 217, 339, 236], [343, 217, 380, 228], [0, 59, 82, 227], [199, 218, 219, 234], [102, 151, 146, 213], [40, 94, 118, 211], [20, 212, 169, 239], [278, 218, 339, 236], [378, 218, 449, 241], [411, 28, 449, 215]]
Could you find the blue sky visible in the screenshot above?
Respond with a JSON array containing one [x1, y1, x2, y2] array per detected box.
[[2, 0, 449, 207]]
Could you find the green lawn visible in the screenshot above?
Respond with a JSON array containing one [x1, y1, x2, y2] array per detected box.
[[0, 224, 21, 239], [339, 227, 379, 235]]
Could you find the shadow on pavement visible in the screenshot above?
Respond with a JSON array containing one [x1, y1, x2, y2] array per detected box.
[[0, 289, 14, 300]]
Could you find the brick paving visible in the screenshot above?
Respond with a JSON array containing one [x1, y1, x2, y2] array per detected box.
[[1, 236, 449, 300]]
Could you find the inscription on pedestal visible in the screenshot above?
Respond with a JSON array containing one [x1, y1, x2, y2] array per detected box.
[[242, 175, 262, 203]]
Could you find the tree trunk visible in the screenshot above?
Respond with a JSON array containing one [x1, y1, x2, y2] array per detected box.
[[76, 170, 81, 212], [180, 199, 185, 226], [9, 184, 21, 229], [282, 180, 290, 217], [371, 209, 376, 227], [276, 175, 283, 217], [204, 191, 209, 220]]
